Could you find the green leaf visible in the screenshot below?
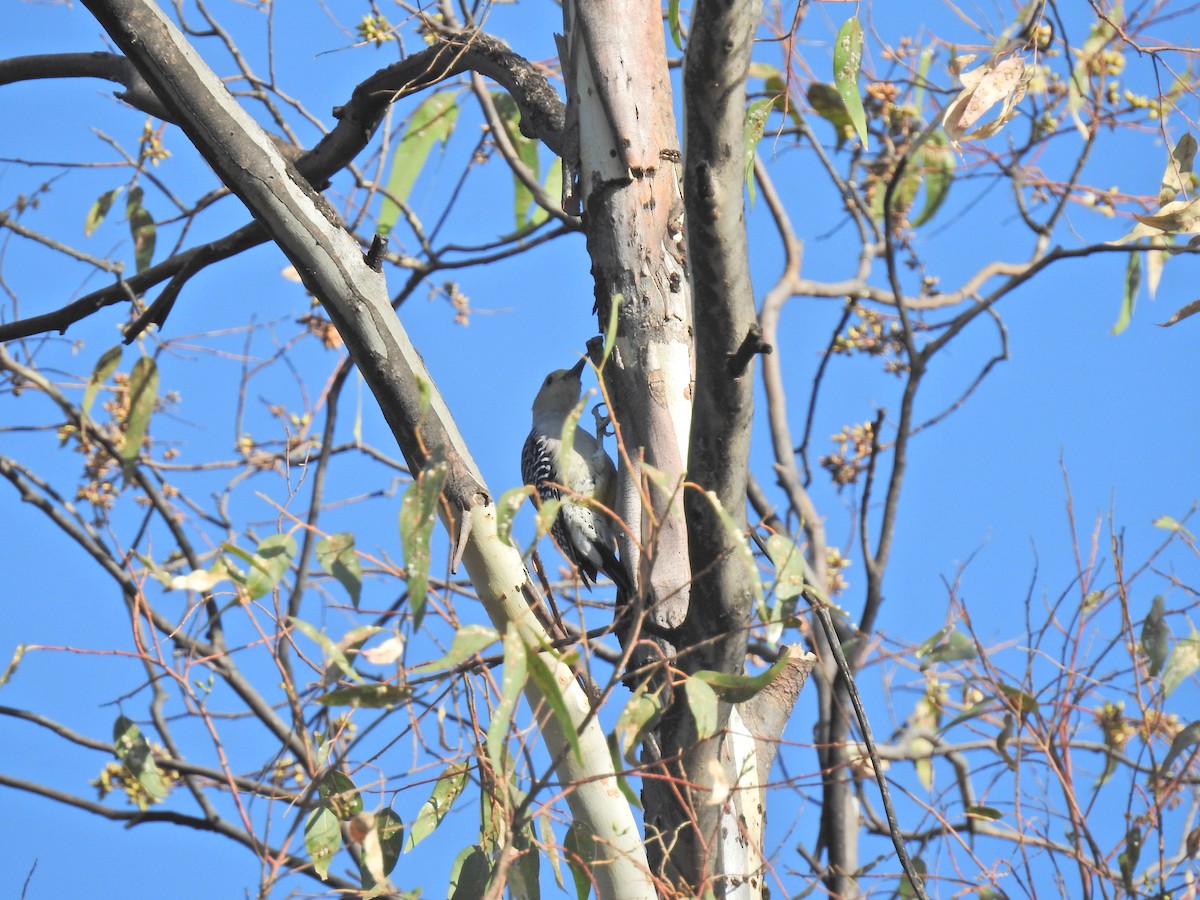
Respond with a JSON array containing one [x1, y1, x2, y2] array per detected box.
[[1112, 251, 1140, 334], [564, 822, 597, 900], [305, 804, 341, 880], [496, 486, 533, 548], [1153, 515, 1195, 538], [113, 715, 167, 801], [244, 533, 296, 601], [534, 498, 563, 544], [910, 131, 954, 228], [743, 97, 773, 206], [511, 824, 542, 900], [411, 624, 500, 674], [764, 534, 809, 601], [125, 188, 154, 273], [84, 188, 120, 237], [527, 651, 583, 762], [359, 808, 404, 892], [997, 683, 1039, 716], [833, 17, 869, 150], [615, 685, 665, 765], [128, 206, 156, 273], [806, 83, 853, 148], [683, 675, 719, 740], [319, 770, 363, 819], [414, 374, 433, 425], [121, 355, 158, 471], [913, 46, 935, 114], [898, 856, 927, 898], [290, 618, 364, 683], [941, 696, 998, 732], [557, 394, 588, 482], [447, 844, 492, 900], [529, 158, 562, 229], [399, 452, 449, 631], [316, 532, 363, 608], [486, 627, 528, 771], [1140, 596, 1169, 677], [912, 737, 934, 791], [82, 345, 123, 422], [600, 294, 622, 369], [490, 93, 542, 230], [1118, 825, 1142, 893], [1162, 628, 1200, 697], [406, 760, 470, 852], [1161, 720, 1200, 775], [0, 643, 26, 688], [692, 649, 791, 703], [378, 91, 459, 235], [965, 805, 1003, 821], [914, 625, 977, 668], [316, 683, 411, 708], [667, 0, 683, 50], [700, 490, 762, 606]]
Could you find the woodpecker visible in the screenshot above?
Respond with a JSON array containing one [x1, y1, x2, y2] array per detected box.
[[521, 358, 634, 597]]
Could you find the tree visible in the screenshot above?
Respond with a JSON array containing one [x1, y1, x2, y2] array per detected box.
[[2, 1, 1199, 898]]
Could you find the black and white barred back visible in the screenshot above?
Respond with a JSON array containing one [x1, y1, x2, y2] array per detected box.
[[521, 428, 606, 587]]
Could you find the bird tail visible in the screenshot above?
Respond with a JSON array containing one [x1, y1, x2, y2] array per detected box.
[[595, 543, 635, 598]]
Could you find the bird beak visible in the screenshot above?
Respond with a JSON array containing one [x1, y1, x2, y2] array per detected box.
[[569, 357, 587, 378]]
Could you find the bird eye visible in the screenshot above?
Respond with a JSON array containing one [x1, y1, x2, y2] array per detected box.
[[544, 376, 553, 386]]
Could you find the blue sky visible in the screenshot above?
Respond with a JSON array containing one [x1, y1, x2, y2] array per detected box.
[[2, 1, 1199, 898]]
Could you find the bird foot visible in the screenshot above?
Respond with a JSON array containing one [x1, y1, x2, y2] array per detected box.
[[591, 403, 614, 439]]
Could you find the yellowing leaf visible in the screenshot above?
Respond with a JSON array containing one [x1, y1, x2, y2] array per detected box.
[[1160, 133, 1197, 204], [1159, 299, 1200, 328], [360, 634, 406, 665], [82, 345, 123, 422], [942, 55, 1030, 146], [169, 569, 226, 593], [84, 188, 120, 237]]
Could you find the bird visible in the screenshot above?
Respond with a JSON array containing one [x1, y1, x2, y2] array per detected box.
[[521, 358, 634, 598]]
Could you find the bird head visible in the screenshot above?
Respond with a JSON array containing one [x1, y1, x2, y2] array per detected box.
[[531, 357, 586, 424]]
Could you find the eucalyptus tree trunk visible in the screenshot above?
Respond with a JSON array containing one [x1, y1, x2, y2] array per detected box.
[[562, 1, 812, 896]]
